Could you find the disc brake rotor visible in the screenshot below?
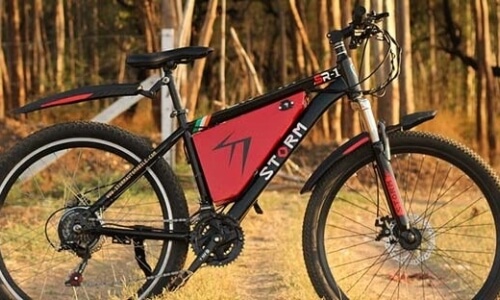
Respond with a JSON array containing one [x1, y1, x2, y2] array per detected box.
[[383, 215, 436, 265]]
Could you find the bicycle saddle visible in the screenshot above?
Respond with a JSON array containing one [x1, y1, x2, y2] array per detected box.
[[126, 46, 213, 69]]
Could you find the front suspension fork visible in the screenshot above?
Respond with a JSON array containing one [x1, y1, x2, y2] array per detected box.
[[354, 98, 411, 231], [373, 122, 411, 230]]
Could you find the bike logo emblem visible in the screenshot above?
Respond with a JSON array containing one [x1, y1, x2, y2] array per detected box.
[[213, 133, 252, 174]]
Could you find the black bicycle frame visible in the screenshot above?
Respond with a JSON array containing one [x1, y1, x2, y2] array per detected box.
[[14, 28, 411, 243], [85, 66, 348, 234], [226, 79, 347, 220]]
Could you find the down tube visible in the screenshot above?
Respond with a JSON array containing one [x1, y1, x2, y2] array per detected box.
[[228, 80, 347, 221]]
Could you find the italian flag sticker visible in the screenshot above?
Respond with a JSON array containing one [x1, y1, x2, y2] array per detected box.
[[193, 115, 211, 133]]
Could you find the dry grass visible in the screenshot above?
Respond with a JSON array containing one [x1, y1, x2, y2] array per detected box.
[[155, 190, 318, 300]]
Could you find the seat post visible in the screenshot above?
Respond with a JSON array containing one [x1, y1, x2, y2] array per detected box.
[[162, 67, 214, 206], [163, 68, 189, 127]]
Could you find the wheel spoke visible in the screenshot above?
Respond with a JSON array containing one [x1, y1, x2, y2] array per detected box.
[[304, 132, 500, 299], [0, 122, 188, 299]]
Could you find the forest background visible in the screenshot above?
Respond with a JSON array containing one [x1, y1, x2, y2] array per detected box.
[[0, 0, 499, 164]]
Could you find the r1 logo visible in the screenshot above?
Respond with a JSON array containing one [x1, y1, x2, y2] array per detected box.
[[313, 68, 341, 85]]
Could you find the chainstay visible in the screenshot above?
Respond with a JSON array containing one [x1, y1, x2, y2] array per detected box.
[[88, 217, 190, 224]]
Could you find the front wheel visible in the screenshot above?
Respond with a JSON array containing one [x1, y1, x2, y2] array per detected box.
[[0, 121, 189, 300], [303, 131, 500, 300]]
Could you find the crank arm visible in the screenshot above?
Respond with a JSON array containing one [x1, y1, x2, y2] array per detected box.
[[167, 235, 221, 291]]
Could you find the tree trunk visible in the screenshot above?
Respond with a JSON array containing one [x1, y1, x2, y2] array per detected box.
[[137, 0, 161, 126], [289, 0, 320, 72], [473, 0, 488, 156], [293, 30, 306, 77], [90, 0, 99, 85], [244, 17, 255, 96], [55, 0, 65, 90], [33, 0, 46, 95], [23, 2, 32, 94], [464, 0, 475, 119], [340, 0, 360, 138], [373, 0, 385, 120], [220, 0, 227, 108], [185, 0, 218, 121], [329, 0, 342, 144], [230, 27, 263, 94], [279, 0, 288, 85], [177, 0, 195, 105], [377, 0, 399, 125], [318, 0, 331, 141], [142, 0, 159, 54], [497, 0, 500, 66], [67, 0, 76, 86], [0, 0, 4, 119], [396, 0, 414, 116], [117, 40, 131, 83], [427, 0, 438, 107], [359, 0, 371, 91], [474, 0, 497, 163], [8, 0, 26, 111], [318, 0, 331, 69]]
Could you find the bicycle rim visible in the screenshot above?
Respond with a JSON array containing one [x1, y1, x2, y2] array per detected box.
[[309, 132, 500, 299]]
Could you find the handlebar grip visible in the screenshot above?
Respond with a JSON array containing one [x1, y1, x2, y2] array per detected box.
[[352, 6, 367, 26], [374, 12, 389, 22]]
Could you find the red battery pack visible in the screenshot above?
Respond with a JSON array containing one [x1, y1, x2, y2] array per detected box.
[[193, 92, 307, 205]]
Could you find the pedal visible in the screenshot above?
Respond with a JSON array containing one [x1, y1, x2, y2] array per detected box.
[[253, 202, 263, 214], [167, 270, 193, 291], [133, 238, 152, 277], [167, 237, 219, 291]]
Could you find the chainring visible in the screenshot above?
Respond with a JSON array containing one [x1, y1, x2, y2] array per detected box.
[[191, 214, 244, 266]]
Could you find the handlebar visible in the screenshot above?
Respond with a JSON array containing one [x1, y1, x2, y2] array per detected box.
[[326, 5, 399, 98], [351, 6, 367, 27], [327, 6, 389, 49]]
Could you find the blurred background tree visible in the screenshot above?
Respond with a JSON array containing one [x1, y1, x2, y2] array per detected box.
[[0, 0, 499, 162]]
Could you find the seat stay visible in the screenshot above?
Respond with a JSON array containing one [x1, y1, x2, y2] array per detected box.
[[126, 46, 213, 69]]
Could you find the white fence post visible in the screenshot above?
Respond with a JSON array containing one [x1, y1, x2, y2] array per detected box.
[[20, 75, 163, 181], [91, 75, 160, 123]]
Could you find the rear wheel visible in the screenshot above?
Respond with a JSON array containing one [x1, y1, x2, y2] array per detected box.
[[0, 121, 189, 299], [303, 131, 500, 299]]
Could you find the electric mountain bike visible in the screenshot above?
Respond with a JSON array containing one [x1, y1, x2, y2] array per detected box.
[[0, 6, 499, 300]]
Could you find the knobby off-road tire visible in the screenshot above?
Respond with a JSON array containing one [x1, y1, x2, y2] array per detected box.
[[0, 121, 189, 300], [303, 131, 500, 300]]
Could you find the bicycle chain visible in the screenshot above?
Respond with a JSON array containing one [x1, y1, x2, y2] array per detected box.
[[74, 217, 197, 290], [191, 214, 244, 266], [87, 217, 190, 224]]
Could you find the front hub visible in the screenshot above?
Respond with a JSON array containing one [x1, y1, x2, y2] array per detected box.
[[376, 215, 436, 265], [399, 228, 422, 250]]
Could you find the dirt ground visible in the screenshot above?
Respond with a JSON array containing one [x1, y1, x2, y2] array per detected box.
[[0, 117, 320, 300], [2, 117, 500, 299]]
